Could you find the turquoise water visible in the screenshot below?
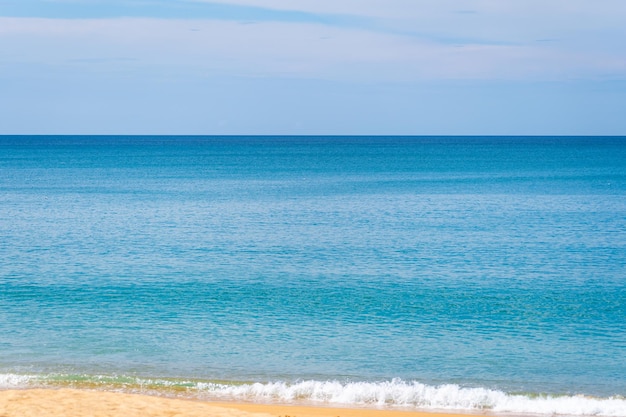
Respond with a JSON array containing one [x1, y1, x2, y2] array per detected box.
[[1, 136, 625, 414]]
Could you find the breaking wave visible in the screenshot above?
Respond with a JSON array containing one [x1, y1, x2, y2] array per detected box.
[[2, 374, 625, 416]]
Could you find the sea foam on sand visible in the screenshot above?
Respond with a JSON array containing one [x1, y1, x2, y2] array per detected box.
[[0, 389, 473, 417]]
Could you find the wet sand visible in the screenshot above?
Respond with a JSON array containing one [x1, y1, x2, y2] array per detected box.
[[0, 389, 479, 417]]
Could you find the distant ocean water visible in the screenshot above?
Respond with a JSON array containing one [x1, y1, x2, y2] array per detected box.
[[1, 136, 625, 415]]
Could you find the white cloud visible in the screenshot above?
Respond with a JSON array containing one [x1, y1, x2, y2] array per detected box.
[[192, 0, 626, 25], [188, 0, 626, 50], [2, 4, 626, 134], [188, 0, 626, 66], [1, 16, 624, 83]]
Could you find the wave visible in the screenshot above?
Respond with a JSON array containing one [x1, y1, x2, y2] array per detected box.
[[2, 374, 625, 416]]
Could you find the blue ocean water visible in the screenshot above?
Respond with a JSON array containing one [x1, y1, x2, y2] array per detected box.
[[1, 136, 625, 415]]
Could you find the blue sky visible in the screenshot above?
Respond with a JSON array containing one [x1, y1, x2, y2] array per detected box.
[[1, 0, 625, 135]]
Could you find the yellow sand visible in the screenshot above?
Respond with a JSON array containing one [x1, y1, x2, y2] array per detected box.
[[0, 389, 479, 417]]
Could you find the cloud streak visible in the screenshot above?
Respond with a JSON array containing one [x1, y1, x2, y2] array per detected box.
[[1, 0, 625, 135], [1, 16, 625, 83]]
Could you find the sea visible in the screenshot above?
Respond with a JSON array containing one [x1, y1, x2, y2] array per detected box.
[[1, 136, 625, 416]]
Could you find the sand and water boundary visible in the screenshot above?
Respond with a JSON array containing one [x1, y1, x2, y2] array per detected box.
[[0, 388, 479, 417]]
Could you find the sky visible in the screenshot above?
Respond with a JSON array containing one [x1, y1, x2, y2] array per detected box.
[[1, 0, 625, 135]]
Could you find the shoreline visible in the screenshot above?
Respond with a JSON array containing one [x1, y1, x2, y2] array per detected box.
[[0, 388, 483, 417], [3, 375, 626, 417]]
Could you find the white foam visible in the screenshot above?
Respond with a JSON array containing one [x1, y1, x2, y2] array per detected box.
[[0, 373, 33, 389], [2, 374, 625, 416], [194, 379, 626, 416]]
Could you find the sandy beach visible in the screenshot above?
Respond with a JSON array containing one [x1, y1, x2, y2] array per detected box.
[[0, 389, 477, 417]]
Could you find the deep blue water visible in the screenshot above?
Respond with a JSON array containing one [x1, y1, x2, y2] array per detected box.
[[1, 136, 625, 414]]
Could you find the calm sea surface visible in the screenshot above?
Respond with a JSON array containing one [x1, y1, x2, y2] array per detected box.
[[1, 136, 625, 415]]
